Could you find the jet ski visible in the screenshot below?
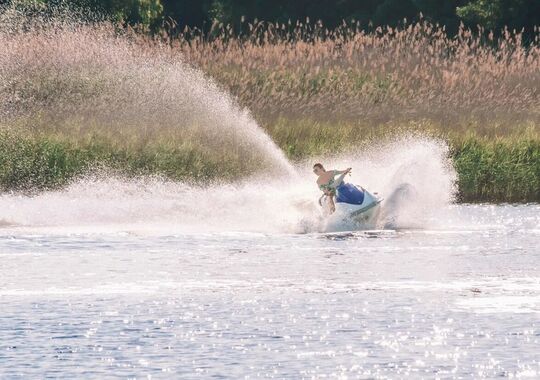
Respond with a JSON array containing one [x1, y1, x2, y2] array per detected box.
[[320, 182, 382, 228]]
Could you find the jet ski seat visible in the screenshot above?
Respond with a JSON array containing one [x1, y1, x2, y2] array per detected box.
[[335, 183, 365, 205]]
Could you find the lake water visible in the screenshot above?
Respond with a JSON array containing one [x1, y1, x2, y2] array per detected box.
[[0, 203, 538, 378], [1, 6, 537, 377]]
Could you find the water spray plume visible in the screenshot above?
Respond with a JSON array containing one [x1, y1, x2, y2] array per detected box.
[[0, 3, 457, 233], [0, 2, 295, 177], [0, 138, 457, 233]]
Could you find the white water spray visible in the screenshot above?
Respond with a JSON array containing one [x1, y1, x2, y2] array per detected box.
[[0, 3, 294, 175], [0, 138, 456, 234], [0, 5, 457, 234]]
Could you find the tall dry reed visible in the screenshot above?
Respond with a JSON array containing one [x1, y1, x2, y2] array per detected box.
[[1, 4, 539, 199], [169, 21, 540, 132]]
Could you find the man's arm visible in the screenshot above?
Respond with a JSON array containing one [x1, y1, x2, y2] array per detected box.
[[330, 168, 352, 188], [332, 168, 352, 175]]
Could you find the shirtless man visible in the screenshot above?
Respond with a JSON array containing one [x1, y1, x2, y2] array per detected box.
[[313, 163, 352, 213]]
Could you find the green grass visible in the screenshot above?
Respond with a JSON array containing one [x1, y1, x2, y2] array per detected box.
[[0, 130, 248, 191], [0, 124, 538, 202], [453, 136, 540, 202]]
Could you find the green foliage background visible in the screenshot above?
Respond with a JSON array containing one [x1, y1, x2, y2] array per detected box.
[[4, 0, 540, 36]]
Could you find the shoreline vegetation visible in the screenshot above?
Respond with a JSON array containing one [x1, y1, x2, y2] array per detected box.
[[1, 8, 539, 202], [0, 128, 538, 203]]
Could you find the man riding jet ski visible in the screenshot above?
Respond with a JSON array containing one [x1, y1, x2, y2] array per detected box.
[[313, 163, 382, 225]]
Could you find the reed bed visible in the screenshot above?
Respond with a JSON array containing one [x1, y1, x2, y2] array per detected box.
[[1, 7, 539, 201], [0, 128, 537, 202], [173, 21, 540, 132]]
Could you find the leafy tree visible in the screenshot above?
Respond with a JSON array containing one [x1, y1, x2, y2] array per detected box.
[[3, 0, 540, 36], [457, 0, 540, 33], [90, 0, 163, 28]]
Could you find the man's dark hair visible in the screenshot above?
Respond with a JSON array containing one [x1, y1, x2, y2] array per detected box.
[[313, 163, 324, 170]]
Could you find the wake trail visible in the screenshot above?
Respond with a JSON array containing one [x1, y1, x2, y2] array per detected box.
[[0, 137, 457, 235]]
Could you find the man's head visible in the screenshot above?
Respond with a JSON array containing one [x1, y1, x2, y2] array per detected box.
[[313, 163, 325, 175]]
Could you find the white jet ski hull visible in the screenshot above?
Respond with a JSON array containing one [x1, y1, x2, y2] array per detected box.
[[322, 188, 382, 230]]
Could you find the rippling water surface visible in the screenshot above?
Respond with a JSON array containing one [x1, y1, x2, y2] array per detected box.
[[1, 204, 539, 378]]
